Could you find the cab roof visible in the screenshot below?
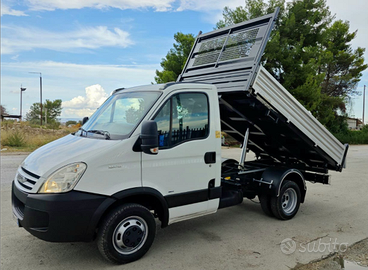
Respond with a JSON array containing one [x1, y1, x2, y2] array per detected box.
[[112, 82, 213, 94]]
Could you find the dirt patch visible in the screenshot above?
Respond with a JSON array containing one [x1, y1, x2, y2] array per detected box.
[[293, 238, 368, 270]]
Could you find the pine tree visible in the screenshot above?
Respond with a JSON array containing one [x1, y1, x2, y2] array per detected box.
[[215, 0, 367, 131], [26, 99, 62, 126], [155, 32, 195, 84]]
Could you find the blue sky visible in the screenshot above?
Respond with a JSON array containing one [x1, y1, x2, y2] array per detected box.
[[1, 0, 367, 122]]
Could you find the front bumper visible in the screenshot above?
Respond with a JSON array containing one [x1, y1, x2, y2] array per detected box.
[[12, 181, 115, 242]]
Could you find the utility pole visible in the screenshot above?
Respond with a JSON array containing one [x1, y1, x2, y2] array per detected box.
[[363, 85, 366, 125], [29, 72, 43, 125], [40, 74, 43, 125], [20, 85, 26, 121]]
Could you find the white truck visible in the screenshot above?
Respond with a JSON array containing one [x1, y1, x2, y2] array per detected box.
[[12, 9, 348, 264]]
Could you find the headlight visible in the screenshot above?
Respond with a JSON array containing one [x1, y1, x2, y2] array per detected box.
[[38, 163, 87, 193]]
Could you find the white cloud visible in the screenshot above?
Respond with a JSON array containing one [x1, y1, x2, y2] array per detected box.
[[10, 54, 19, 60], [1, 3, 28, 16], [62, 84, 109, 117], [1, 0, 247, 14], [177, 0, 244, 12], [26, 0, 174, 12], [176, 0, 246, 24], [2, 60, 157, 80], [1, 25, 133, 54], [2, 61, 158, 85]]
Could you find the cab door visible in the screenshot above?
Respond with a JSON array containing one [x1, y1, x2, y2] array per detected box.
[[141, 90, 220, 224]]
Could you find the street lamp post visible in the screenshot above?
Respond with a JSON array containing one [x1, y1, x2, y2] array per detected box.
[[29, 72, 43, 125], [20, 85, 26, 121]]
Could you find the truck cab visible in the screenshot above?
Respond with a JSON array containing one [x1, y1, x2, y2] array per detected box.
[[12, 83, 224, 262]]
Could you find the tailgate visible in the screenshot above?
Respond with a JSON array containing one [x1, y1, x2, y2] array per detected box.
[[177, 9, 279, 92]]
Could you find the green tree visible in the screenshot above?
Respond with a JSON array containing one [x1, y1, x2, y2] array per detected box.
[[26, 99, 62, 126], [66, 120, 77, 126], [0, 105, 8, 115], [315, 20, 367, 128], [216, 0, 367, 131], [319, 20, 367, 97], [216, 0, 285, 28], [155, 32, 195, 84]]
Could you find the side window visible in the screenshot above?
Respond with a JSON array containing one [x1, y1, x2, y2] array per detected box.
[[153, 92, 209, 148]]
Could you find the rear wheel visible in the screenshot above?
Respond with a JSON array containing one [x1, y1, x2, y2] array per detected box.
[[270, 180, 301, 220], [259, 194, 274, 217], [97, 203, 156, 264]]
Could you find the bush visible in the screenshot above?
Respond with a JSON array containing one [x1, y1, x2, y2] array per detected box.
[[0, 119, 16, 129], [333, 125, 368, 144], [2, 130, 26, 147], [46, 120, 60, 130], [66, 120, 77, 126]]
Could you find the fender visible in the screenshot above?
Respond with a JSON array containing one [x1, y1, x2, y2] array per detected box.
[[86, 197, 117, 240], [112, 187, 169, 228], [221, 158, 239, 174], [259, 167, 307, 203]]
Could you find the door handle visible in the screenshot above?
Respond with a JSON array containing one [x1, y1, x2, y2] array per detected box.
[[204, 152, 216, 164]]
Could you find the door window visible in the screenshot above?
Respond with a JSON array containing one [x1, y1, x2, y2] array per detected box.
[[153, 93, 209, 148]]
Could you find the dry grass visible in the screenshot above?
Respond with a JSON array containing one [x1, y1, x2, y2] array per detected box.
[[1, 121, 79, 152]]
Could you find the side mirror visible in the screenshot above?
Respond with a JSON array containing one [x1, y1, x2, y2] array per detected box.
[[82, 117, 89, 125], [140, 120, 158, 155]]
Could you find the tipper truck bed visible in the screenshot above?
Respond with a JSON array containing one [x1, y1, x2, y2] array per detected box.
[[12, 8, 348, 264], [178, 8, 348, 173]]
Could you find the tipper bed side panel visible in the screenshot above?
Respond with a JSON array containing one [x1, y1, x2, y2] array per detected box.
[[252, 66, 347, 168], [219, 91, 341, 172]]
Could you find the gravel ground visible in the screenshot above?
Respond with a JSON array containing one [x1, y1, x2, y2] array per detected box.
[[293, 237, 368, 270], [1, 145, 368, 269]]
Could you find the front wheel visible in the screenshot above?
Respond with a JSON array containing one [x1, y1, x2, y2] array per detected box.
[[97, 203, 156, 264], [270, 180, 301, 220]]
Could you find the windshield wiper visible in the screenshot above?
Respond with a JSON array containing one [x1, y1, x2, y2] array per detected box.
[[87, 130, 111, 140], [79, 127, 88, 137], [78, 128, 111, 140]]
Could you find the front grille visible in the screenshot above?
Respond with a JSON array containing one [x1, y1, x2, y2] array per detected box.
[[22, 167, 40, 179], [16, 167, 40, 192]]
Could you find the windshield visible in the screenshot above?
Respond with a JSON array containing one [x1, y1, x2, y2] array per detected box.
[[75, 91, 161, 140]]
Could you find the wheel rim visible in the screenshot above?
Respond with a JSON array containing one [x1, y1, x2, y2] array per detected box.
[[281, 188, 297, 214], [112, 216, 148, 255]]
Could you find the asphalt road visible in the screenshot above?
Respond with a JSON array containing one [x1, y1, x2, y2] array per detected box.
[[1, 146, 368, 270]]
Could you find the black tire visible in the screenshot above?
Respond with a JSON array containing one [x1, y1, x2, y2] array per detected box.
[[270, 180, 301, 220], [97, 203, 156, 264], [259, 194, 274, 217]]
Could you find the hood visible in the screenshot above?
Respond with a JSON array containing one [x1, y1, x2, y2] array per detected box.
[[22, 134, 121, 178]]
